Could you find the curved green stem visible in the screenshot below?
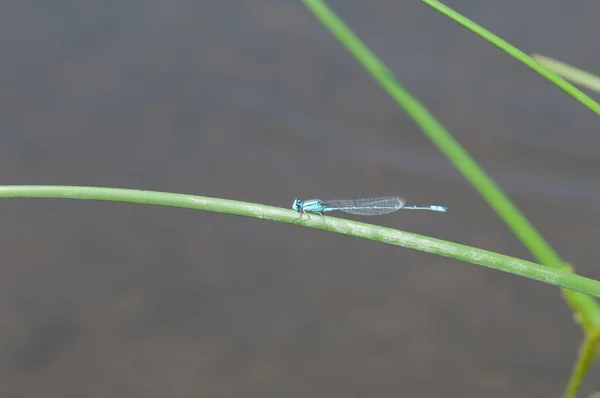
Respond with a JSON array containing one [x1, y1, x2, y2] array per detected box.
[[2, 185, 600, 298]]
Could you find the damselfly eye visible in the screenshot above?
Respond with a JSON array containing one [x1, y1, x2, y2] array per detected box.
[[292, 199, 302, 211]]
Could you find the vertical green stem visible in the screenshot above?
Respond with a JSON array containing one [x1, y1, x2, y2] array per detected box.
[[562, 332, 599, 398], [302, 1, 600, 396]]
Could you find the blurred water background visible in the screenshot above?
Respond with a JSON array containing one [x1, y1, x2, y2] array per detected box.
[[1, 1, 600, 396]]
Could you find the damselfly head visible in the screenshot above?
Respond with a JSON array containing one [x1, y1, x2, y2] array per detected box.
[[292, 198, 302, 212]]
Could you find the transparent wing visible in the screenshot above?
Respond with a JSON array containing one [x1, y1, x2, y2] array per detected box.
[[323, 196, 406, 215]]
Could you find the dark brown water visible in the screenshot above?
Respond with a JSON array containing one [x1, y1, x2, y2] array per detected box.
[[2, 1, 600, 396]]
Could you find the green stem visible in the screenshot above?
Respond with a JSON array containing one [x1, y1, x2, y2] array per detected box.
[[302, 0, 561, 268], [2, 185, 600, 298], [532, 54, 600, 94], [301, 0, 600, 331], [301, 1, 600, 395], [562, 331, 599, 398], [422, 0, 600, 117]]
